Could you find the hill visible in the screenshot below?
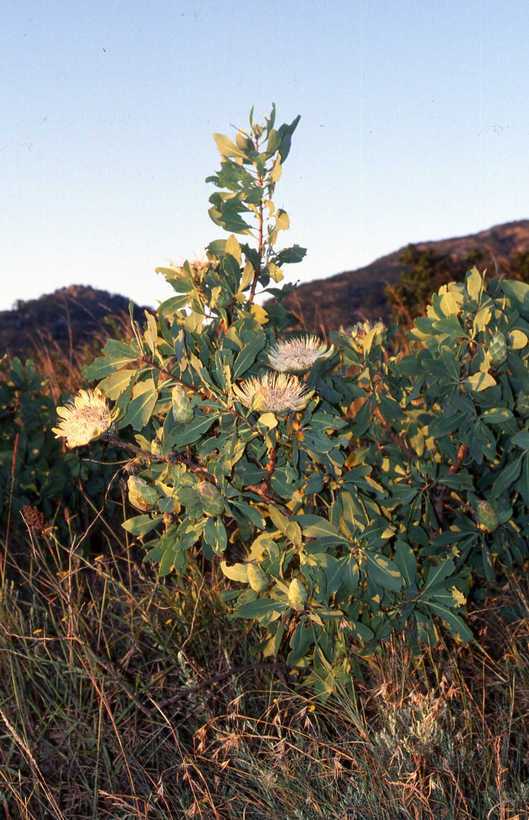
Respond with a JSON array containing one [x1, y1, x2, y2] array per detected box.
[[4, 221, 529, 354], [280, 219, 529, 330], [0, 285, 145, 358]]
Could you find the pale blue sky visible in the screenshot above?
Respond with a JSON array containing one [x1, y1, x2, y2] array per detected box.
[[2, 0, 528, 311]]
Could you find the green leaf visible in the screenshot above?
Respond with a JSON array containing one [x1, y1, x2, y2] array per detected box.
[[287, 621, 315, 665], [299, 515, 349, 544], [502, 279, 529, 312], [277, 115, 301, 161], [491, 455, 523, 497], [122, 514, 162, 536], [230, 499, 266, 529], [155, 267, 194, 293], [204, 517, 227, 555], [98, 369, 136, 401], [395, 540, 417, 586], [322, 555, 343, 597], [481, 407, 515, 425], [118, 379, 159, 431], [170, 414, 217, 448], [511, 431, 529, 450], [422, 600, 473, 642], [518, 455, 529, 506], [365, 552, 402, 592], [84, 340, 138, 380], [232, 334, 266, 378], [421, 559, 455, 596], [235, 598, 287, 620], [143, 312, 159, 355], [158, 294, 191, 318], [275, 245, 307, 265]]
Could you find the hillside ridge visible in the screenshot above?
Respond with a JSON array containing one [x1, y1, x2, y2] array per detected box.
[[280, 219, 529, 329], [1, 285, 145, 357]]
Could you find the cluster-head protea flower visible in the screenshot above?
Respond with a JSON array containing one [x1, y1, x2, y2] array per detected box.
[[233, 372, 313, 414], [267, 335, 332, 373], [53, 389, 114, 448]]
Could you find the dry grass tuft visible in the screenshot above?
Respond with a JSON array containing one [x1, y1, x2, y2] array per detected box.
[[1, 518, 529, 819]]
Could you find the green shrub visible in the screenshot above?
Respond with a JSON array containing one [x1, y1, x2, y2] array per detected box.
[[0, 356, 115, 533], [68, 107, 529, 693]]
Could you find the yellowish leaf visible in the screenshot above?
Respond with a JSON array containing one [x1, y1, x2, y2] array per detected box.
[[240, 261, 254, 291], [467, 371, 496, 392], [220, 561, 248, 583], [258, 412, 278, 429], [439, 289, 463, 317], [271, 157, 282, 182], [267, 262, 284, 283], [473, 306, 491, 333], [509, 329, 528, 350], [451, 586, 466, 607], [466, 267, 483, 301], [225, 234, 241, 263], [287, 578, 307, 610], [251, 304, 269, 325], [276, 210, 290, 231], [213, 132, 245, 159]]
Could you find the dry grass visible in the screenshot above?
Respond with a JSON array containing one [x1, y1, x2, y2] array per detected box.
[[1, 515, 529, 819]]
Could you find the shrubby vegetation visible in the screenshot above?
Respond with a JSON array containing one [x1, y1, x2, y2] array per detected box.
[[387, 241, 529, 325], [49, 107, 529, 691], [3, 106, 529, 817], [0, 355, 116, 538]]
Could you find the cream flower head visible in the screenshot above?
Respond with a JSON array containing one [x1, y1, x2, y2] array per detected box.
[[53, 389, 114, 448], [267, 335, 332, 373], [233, 372, 313, 414]]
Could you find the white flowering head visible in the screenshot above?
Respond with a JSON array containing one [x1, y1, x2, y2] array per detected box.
[[267, 335, 333, 373], [53, 389, 114, 448], [233, 372, 313, 414]]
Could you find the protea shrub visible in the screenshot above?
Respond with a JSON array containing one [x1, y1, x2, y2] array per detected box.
[[63, 107, 529, 693]]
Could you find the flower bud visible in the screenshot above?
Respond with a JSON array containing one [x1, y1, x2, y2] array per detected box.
[[247, 563, 269, 592], [288, 578, 307, 610], [516, 390, 529, 416], [127, 476, 159, 512], [171, 385, 193, 424], [489, 332, 507, 366], [475, 500, 498, 533], [198, 481, 224, 516]]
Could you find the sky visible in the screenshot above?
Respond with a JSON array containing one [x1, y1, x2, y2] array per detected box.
[[2, 0, 529, 311]]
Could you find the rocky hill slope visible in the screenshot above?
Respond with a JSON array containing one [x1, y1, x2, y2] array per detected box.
[[3, 221, 529, 354], [0, 285, 144, 358], [280, 219, 529, 330]]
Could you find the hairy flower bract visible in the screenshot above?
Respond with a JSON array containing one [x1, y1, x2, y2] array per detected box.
[[53, 389, 114, 448], [267, 335, 332, 373], [233, 372, 312, 413]]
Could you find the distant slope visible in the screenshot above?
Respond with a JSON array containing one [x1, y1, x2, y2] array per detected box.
[[280, 220, 529, 330], [4, 221, 529, 356], [1, 285, 145, 358]]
